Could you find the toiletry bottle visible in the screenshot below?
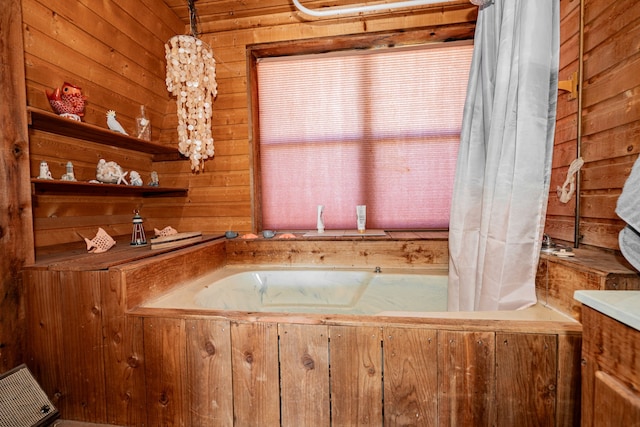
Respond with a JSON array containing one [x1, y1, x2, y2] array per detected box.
[[357, 205, 366, 233], [317, 205, 325, 233], [136, 105, 151, 140]]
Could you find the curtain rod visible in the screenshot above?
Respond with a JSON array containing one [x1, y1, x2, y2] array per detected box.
[[292, 0, 461, 17]]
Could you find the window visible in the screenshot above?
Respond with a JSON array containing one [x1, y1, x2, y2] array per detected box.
[[253, 39, 473, 231]]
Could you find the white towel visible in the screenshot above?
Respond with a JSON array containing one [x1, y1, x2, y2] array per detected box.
[[616, 157, 640, 271]]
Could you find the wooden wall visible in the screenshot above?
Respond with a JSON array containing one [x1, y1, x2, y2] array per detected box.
[[21, 0, 478, 248], [547, 0, 581, 245], [173, 0, 640, 253], [22, 0, 184, 247], [125, 0, 640, 255], [22, 0, 640, 254], [150, 0, 480, 236], [546, 0, 640, 251], [22, 0, 182, 137], [578, 0, 640, 249], [0, 0, 33, 374]]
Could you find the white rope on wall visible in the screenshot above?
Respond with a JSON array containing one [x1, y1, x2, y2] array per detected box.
[[557, 157, 584, 203]]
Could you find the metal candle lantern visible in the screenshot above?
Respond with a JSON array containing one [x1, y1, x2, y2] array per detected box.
[[130, 210, 147, 246]]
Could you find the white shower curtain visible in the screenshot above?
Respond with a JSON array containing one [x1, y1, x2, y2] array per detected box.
[[448, 0, 560, 311]]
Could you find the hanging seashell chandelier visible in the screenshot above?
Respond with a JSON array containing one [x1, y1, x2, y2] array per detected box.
[[165, 1, 217, 172]]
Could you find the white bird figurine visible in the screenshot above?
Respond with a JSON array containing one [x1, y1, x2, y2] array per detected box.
[[106, 110, 128, 135]]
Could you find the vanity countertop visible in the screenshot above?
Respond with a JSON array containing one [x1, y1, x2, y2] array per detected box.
[[574, 290, 640, 331]]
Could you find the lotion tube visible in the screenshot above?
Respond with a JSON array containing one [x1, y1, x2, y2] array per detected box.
[[317, 205, 325, 233], [356, 205, 366, 233]]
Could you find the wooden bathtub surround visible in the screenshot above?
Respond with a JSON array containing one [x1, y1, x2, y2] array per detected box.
[[23, 236, 584, 426], [226, 231, 449, 269], [536, 247, 640, 321], [23, 237, 226, 424]]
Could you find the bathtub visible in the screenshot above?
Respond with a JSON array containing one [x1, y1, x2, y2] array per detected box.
[[135, 262, 581, 425], [144, 266, 448, 315], [142, 265, 573, 322]]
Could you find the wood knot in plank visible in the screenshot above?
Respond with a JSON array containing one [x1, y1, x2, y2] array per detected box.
[[12, 142, 26, 159], [159, 391, 169, 406], [204, 340, 216, 356], [301, 353, 315, 370], [127, 355, 139, 368], [112, 332, 122, 344]]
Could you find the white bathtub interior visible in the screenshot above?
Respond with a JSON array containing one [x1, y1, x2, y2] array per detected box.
[[142, 265, 577, 323], [143, 266, 448, 315]]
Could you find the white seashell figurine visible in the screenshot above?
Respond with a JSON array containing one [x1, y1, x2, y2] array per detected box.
[[85, 227, 116, 253], [96, 159, 128, 185]]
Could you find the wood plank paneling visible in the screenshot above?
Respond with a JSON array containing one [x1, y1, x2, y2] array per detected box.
[[120, 239, 226, 310], [23, 237, 584, 425], [556, 334, 582, 427], [547, 0, 640, 253], [383, 327, 438, 426], [329, 325, 383, 426], [230, 321, 280, 426], [143, 317, 188, 426], [225, 239, 449, 268], [581, 305, 640, 427], [496, 333, 557, 426], [279, 323, 330, 427], [102, 272, 147, 427], [23, 270, 65, 408], [546, 0, 580, 246], [12, 0, 640, 355], [594, 370, 640, 427], [186, 319, 234, 426], [21, 0, 185, 248], [25, 269, 108, 422], [0, 0, 33, 373], [582, 306, 640, 398], [59, 271, 108, 422], [152, 3, 478, 238], [536, 247, 640, 321], [21, 0, 480, 246], [22, 0, 175, 129], [438, 331, 496, 426], [572, 0, 640, 250]]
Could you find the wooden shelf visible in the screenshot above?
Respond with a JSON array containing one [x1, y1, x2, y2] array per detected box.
[[27, 107, 182, 161], [31, 179, 188, 197], [31, 234, 223, 271]]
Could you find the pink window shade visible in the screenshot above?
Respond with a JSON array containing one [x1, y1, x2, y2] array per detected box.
[[257, 42, 473, 230]]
